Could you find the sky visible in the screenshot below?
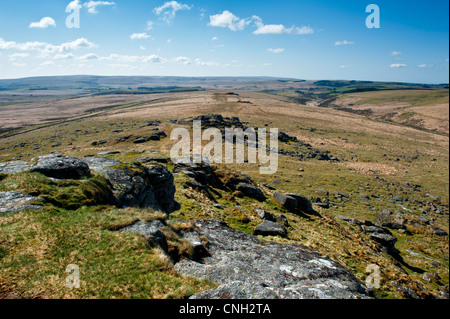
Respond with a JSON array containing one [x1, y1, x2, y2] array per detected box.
[[0, 0, 448, 83]]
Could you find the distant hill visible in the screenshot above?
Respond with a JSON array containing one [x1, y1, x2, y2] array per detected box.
[[0, 75, 446, 95]]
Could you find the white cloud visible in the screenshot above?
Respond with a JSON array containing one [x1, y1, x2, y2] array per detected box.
[[209, 10, 251, 31], [268, 48, 284, 54], [0, 38, 16, 50], [101, 53, 165, 64], [418, 64, 434, 68], [390, 51, 402, 56], [130, 33, 151, 40], [29, 17, 56, 29], [340, 65, 348, 69], [53, 38, 96, 53], [0, 37, 95, 54], [253, 16, 313, 35], [294, 26, 314, 35], [254, 17, 289, 35], [84, 1, 115, 14], [390, 63, 407, 68], [335, 40, 354, 46], [142, 54, 165, 63], [66, 0, 82, 11], [140, 45, 146, 50], [154, 1, 192, 24], [211, 37, 219, 41], [53, 53, 75, 60], [146, 21, 154, 30], [195, 58, 219, 66], [174, 56, 192, 65], [78, 53, 99, 60]]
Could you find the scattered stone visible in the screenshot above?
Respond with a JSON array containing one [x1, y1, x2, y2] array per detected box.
[[0, 191, 44, 214], [432, 227, 448, 236], [273, 192, 297, 211], [236, 182, 266, 202], [369, 233, 398, 254], [288, 193, 314, 212], [276, 215, 290, 227], [32, 154, 91, 180], [254, 220, 287, 238], [336, 215, 364, 226], [423, 273, 442, 285], [255, 209, 275, 221], [120, 220, 168, 252]]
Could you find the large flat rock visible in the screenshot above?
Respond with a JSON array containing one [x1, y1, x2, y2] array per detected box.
[[174, 219, 369, 299]]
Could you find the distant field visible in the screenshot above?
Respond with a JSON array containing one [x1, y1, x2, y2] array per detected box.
[[335, 89, 449, 135]]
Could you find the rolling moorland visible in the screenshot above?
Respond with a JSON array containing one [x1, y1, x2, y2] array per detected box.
[[0, 76, 448, 299]]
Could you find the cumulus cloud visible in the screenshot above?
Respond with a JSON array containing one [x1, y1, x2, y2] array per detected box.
[[154, 1, 192, 24], [253, 16, 313, 35], [335, 40, 355, 46], [29, 17, 56, 29], [130, 33, 151, 40], [0, 37, 96, 54], [195, 58, 219, 66], [390, 63, 407, 68], [78, 53, 100, 60], [267, 48, 284, 54], [174, 56, 192, 65], [208, 11, 313, 35], [209, 10, 251, 31], [101, 53, 166, 64], [66, 0, 82, 11], [84, 1, 115, 14]]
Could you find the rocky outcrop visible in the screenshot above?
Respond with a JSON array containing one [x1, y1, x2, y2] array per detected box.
[[84, 157, 178, 213], [0, 191, 44, 214], [0, 155, 178, 214], [0, 161, 30, 175], [174, 219, 370, 299], [31, 154, 91, 179]]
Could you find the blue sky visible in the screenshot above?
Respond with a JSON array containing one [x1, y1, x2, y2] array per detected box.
[[0, 0, 448, 83]]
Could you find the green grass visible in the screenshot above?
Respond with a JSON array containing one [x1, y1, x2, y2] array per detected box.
[[0, 172, 112, 210], [348, 89, 449, 107], [0, 206, 216, 299]]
